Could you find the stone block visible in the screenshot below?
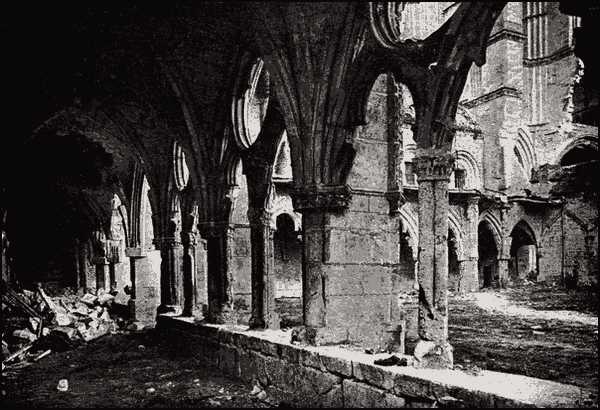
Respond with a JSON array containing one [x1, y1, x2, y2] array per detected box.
[[196, 325, 219, 341], [352, 361, 396, 390], [349, 194, 370, 212], [369, 195, 392, 214], [278, 343, 300, 364], [239, 350, 268, 386], [219, 345, 240, 377], [342, 379, 406, 408], [231, 331, 247, 349], [299, 348, 325, 371], [295, 366, 343, 404], [263, 355, 287, 388], [320, 354, 353, 377], [393, 373, 433, 399]]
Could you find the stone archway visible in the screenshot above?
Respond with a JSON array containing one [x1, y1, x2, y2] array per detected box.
[[509, 220, 538, 282], [478, 220, 500, 288]]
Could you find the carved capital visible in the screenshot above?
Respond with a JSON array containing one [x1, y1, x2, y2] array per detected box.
[[466, 195, 480, 206], [180, 231, 198, 248], [197, 221, 233, 239], [247, 207, 275, 229], [290, 185, 352, 213], [152, 236, 180, 250], [414, 151, 455, 182]]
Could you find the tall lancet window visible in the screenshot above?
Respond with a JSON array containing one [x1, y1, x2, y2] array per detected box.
[[523, 2, 548, 124]]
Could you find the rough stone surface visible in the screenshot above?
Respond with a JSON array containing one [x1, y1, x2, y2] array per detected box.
[[157, 317, 587, 408]]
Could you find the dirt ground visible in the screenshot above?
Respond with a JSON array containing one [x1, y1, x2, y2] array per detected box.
[[450, 283, 599, 396], [2, 330, 274, 408]]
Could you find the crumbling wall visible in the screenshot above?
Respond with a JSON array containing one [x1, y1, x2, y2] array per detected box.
[[159, 317, 585, 408]]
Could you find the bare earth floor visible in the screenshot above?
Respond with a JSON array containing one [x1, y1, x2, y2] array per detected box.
[[450, 284, 599, 396], [2, 330, 273, 408], [2, 284, 597, 407]]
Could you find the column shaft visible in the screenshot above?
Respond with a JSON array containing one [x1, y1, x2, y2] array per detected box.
[[181, 233, 196, 317], [94, 257, 109, 292], [417, 178, 449, 342], [461, 197, 480, 292], [248, 209, 279, 329], [155, 237, 183, 314], [413, 151, 454, 368], [203, 224, 235, 324]]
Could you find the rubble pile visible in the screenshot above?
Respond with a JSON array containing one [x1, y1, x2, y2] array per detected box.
[[1, 281, 124, 371]]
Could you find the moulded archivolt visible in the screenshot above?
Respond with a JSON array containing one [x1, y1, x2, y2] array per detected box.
[[369, 2, 458, 47], [173, 142, 190, 191], [232, 58, 270, 150]]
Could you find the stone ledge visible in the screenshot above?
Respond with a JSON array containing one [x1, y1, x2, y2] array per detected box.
[[157, 315, 584, 408]]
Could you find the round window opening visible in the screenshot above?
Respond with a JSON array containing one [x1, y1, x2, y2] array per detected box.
[[173, 143, 190, 191], [233, 58, 270, 149]]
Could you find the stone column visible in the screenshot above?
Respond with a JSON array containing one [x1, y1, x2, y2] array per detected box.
[[385, 72, 406, 215], [93, 257, 110, 292], [73, 240, 81, 289], [290, 185, 352, 343], [498, 205, 512, 288], [126, 247, 161, 327], [181, 230, 199, 317], [584, 234, 597, 283], [199, 223, 235, 324], [180, 195, 207, 318], [77, 242, 88, 291], [154, 236, 183, 315], [247, 208, 279, 329], [535, 244, 544, 281], [413, 150, 454, 368], [301, 209, 328, 329], [460, 196, 480, 292], [195, 238, 208, 316]]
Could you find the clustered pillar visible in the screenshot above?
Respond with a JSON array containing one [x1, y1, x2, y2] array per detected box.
[[248, 208, 279, 329], [413, 150, 454, 368], [459, 195, 480, 292], [181, 229, 207, 318], [300, 209, 328, 330], [200, 223, 235, 324], [498, 205, 512, 288], [155, 236, 183, 315]]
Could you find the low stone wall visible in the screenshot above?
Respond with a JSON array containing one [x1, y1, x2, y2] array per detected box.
[[157, 315, 584, 408]]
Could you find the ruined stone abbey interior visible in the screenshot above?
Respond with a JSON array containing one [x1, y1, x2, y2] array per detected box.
[[2, 2, 598, 408]]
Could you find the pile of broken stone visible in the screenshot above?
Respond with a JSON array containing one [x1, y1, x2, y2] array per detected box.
[[2, 280, 121, 371]]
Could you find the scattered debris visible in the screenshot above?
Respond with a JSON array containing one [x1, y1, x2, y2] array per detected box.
[[256, 390, 268, 401], [2, 280, 123, 369], [33, 349, 51, 362], [57, 379, 69, 392], [374, 354, 409, 366]]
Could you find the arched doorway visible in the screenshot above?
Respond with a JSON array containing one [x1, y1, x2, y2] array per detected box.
[[478, 221, 499, 288], [273, 213, 303, 328], [509, 220, 538, 282]]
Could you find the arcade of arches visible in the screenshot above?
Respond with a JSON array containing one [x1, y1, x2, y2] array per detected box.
[[2, 1, 598, 378]]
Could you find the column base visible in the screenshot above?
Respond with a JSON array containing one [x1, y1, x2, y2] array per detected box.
[[207, 307, 237, 325], [248, 313, 280, 330], [157, 304, 182, 316], [412, 340, 453, 369]]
